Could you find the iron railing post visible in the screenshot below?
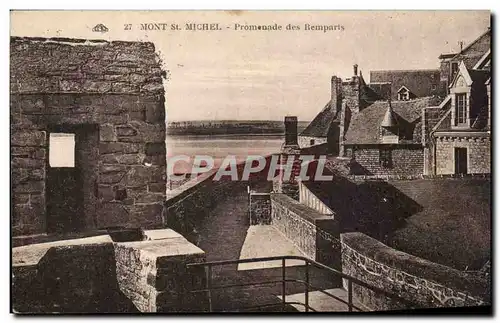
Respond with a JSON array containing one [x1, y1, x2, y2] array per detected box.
[[206, 265, 213, 312], [305, 260, 309, 312], [348, 279, 353, 312], [281, 258, 286, 312]]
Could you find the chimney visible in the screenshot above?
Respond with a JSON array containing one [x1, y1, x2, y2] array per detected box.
[[284, 116, 298, 146], [331, 75, 341, 114], [353, 64, 358, 76]]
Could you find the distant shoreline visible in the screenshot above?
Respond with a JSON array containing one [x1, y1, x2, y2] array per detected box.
[[166, 120, 309, 136]]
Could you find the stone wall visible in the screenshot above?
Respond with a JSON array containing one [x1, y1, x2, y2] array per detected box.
[[270, 193, 340, 270], [349, 146, 424, 176], [114, 230, 208, 312], [249, 193, 271, 225], [12, 229, 207, 313], [10, 37, 167, 235], [435, 135, 490, 175], [340, 232, 490, 311]]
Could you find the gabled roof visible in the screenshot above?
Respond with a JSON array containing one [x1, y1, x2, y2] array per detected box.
[[449, 61, 473, 88], [449, 61, 491, 89], [344, 97, 440, 145], [397, 85, 412, 93], [300, 100, 338, 137]]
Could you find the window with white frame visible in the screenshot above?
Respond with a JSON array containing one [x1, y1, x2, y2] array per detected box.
[[455, 93, 467, 125]]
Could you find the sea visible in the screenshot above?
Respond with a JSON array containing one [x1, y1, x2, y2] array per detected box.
[[166, 134, 284, 174]]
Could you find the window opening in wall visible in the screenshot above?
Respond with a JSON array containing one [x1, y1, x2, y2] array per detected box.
[[379, 148, 393, 168], [451, 62, 459, 80], [49, 133, 75, 167]]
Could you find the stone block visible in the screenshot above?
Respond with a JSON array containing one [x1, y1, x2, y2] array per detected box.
[[96, 202, 130, 228], [145, 142, 166, 156], [13, 181, 44, 193], [145, 102, 165, 124], [127, 203, 164, 228], [99, 142, 142, 154], [11, 130, 46, 147], [116, 126, 138, 137], [101, 153, 144, 165], [100, 171, 126, 184], [13, 193, 30, 205], [121, 165, 165, 186], [11, 157, 45, 169], [98, 185, 116, 201], [99, 124, 116, 142], [148, 183, 166, 193]]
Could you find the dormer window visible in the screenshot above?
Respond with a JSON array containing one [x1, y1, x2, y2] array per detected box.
[[397, 86, 412, 101], [450, 62, 472, 128]]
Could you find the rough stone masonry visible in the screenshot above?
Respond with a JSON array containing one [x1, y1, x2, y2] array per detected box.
[[10, 37, 167, 236]]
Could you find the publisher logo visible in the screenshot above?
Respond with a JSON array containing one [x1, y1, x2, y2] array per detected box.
[[92, 24, 109, 33]]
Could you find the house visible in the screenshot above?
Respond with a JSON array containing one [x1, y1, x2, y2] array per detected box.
[[424, 29, 491, 176]]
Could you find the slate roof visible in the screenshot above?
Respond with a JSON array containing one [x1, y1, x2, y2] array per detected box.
[[344, 96, 440, 145], [370, 69, 441, 100], [367, 82, 392, 100], [300, 100, 338, 137], [449, 28, 491, 70]]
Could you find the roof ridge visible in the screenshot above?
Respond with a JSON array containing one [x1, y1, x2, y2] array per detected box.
[[451, 28, 491, 60], [370, 69, 440, 73]]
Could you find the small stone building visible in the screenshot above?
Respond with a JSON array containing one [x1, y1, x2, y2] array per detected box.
[[343, 97, 439, 176], [11, 37, 167, 236]]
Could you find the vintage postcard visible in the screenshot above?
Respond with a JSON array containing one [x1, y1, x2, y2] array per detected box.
[[10, 10, 491, 314]]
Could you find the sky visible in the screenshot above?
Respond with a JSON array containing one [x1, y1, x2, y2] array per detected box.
[[10, 10, 491, 122]]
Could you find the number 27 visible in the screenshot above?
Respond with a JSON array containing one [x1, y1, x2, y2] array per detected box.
[[124, 24, 132, 30]]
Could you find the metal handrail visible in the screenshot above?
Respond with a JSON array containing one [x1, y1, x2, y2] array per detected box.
[[187, 255, 413, 312]]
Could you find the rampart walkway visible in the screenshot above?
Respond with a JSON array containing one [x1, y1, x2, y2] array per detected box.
[[192, 184, 343, 312]]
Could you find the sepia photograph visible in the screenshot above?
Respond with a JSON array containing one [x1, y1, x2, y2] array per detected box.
[[9, 10, 492, 314]]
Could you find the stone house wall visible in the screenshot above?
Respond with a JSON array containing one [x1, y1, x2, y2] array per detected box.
[[434, 135, 490, 175], [348, 146, 424, 176], [10, 37, 167, 235]]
